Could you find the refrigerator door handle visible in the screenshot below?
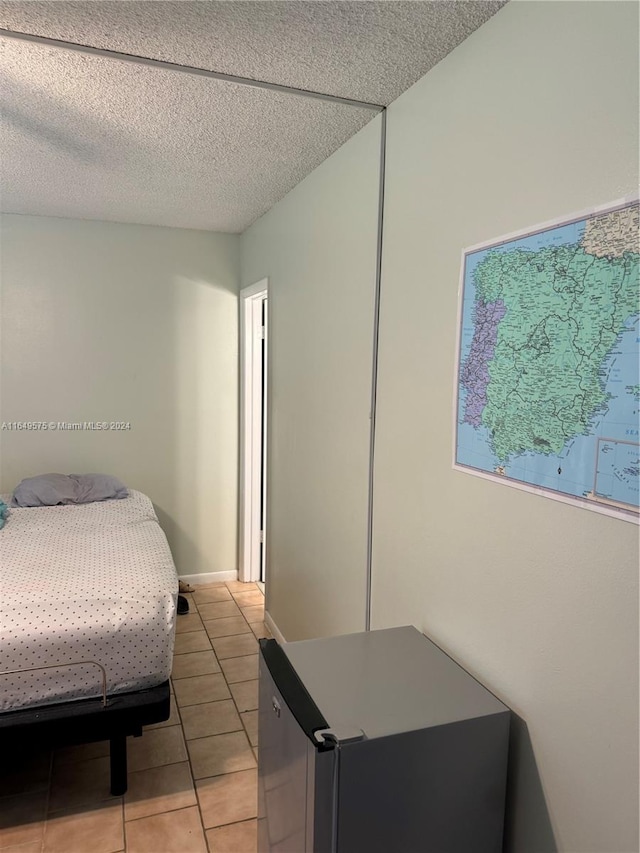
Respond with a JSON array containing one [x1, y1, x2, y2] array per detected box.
[[314, 726, 366, 746], [259, 638, 329, 743]]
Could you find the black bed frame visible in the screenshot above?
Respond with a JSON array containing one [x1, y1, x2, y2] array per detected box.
[[0, 681, 171, 795]]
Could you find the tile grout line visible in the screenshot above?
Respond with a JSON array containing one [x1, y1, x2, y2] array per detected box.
[[182, 581, 261, 848], [192, 583, 262, 847], [180, 594, 213, 851], [124, 803, 200, 825], [202, 590, 256, 752]]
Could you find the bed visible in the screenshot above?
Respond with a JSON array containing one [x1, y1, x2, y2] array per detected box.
[[0, 489, 178, 794]]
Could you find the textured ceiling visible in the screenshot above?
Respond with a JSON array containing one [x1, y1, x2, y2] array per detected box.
[[0, 1, 506, 232], [1, 38, 375, 232], [0, 1, 506, 105]]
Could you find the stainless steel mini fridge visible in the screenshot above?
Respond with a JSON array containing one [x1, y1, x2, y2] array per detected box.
[[258, 626, 510, 853]]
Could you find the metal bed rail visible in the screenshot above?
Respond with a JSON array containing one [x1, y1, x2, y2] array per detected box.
[[0, 660, 109, 707]]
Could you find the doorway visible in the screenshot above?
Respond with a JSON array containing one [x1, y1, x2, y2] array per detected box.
[[239, 279, 268, 586]]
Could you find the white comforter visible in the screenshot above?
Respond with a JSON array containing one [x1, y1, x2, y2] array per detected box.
[[0, 490, 178, 711]]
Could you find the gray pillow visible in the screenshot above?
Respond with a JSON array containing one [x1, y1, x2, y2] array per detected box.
[[11, 473, 129, 507], [72, 473, 129, 503], [12, 473, 78, 507]]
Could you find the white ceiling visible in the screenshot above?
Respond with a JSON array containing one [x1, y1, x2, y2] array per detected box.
[[0, 1, 506, 232]]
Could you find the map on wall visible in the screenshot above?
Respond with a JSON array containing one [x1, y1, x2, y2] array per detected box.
[[454, 198, 640, 521]]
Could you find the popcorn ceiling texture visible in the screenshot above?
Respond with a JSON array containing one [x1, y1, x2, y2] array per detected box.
[[0, 2, 506, 104], [1, 38, 375, 231], [0, 1, 505, 231]]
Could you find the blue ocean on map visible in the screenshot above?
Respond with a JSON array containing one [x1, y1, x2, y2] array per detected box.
[[456, 213, 640, 511]]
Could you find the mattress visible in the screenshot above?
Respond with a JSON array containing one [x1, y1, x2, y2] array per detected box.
[[0, 490, 178, 712]]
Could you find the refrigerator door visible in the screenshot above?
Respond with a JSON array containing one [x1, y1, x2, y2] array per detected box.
[[258, 642, 333, 853]]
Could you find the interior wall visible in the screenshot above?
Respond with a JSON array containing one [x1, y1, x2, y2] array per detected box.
[[371, 2, 639, 852], [240, 115, 381, 641], [0, 214, 240, 578]]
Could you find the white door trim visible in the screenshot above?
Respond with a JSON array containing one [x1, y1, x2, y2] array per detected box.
[[239, 278, 268, 583]]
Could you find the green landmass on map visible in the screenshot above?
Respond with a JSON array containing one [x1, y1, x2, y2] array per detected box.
[[626, 384, 640, 402], [474, 243, 640, 461]]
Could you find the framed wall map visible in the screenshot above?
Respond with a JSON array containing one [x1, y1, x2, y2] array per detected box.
[[454, 198, 639, 521]]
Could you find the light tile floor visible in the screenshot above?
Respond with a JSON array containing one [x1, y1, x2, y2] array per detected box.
[[0, 581, 268, 853]]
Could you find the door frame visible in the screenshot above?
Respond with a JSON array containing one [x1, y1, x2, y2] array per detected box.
[[239, 278, 268, 583]]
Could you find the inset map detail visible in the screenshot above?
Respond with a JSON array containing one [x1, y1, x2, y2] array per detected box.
[[582, 204, 639, 258], [594, 439, 640, 508], [455, 199, 640, 518]]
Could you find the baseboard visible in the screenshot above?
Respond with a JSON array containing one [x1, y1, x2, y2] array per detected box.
[[265, 610, 286, 644], [178, 570, 238, 585]]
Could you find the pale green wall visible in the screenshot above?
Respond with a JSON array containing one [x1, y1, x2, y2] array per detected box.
[[0, 215, 240, 578], [241, 116, 381, 641], [372, 2, 639, 851], [241, 1, 638, 848]]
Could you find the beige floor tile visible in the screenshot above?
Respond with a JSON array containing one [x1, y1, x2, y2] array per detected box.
[[173, 673, 230, 707], [211, 634, 259, 660], [204, 616, 251, 639], [225, 581, 258, 594], [180, 699, 242, 740], [230, 680, 259, 713], [241, 711, 259, 747], [146, 696, 180, 730], [231, 590, 265, 608], [206, 819, 257, 853], [171, 650, 220, 680], [219, 654, 259, 684], [44, 800, 124, 853], [193, 586, 232, 605], [127, 726, 188, 773], [175, 613, 204, 634], [124, 805, 206, 853], [197, 600, 242, 621], [49, 755, 113, 811], [173, 630, 211, 655], [124, 761, 196, 822], [0, 750, 51, 797], [239, 605, 264, 623], [0, 790, 47, 848], [196, 768, 257, 829], [187, 732, 256, 780], [54, 739, 110, 765], [249, 621, 269, 639]]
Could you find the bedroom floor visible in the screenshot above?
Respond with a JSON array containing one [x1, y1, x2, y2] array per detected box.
[[0, 581, 268, 853]]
